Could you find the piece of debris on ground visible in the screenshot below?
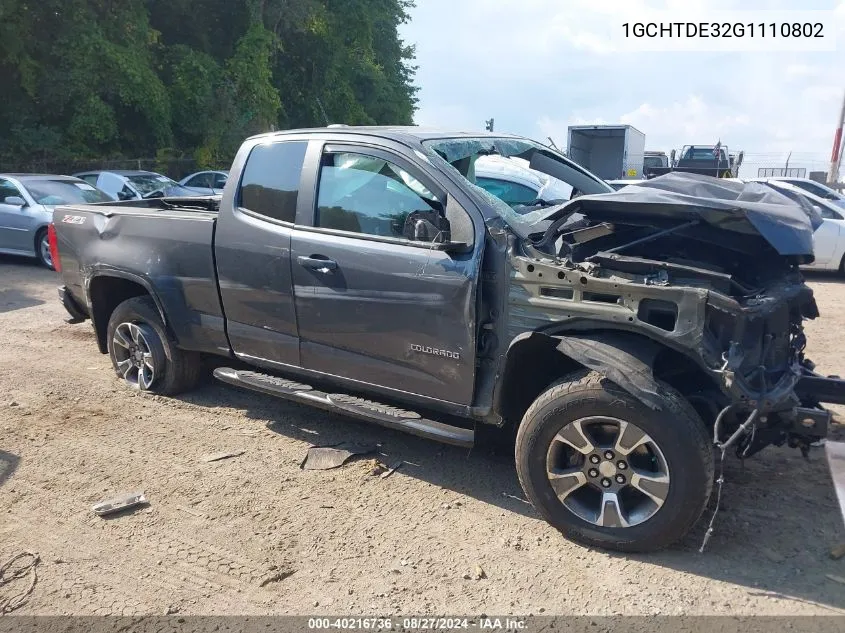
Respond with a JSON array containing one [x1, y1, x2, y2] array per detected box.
[[379, 461, 403, 479], [91, 492, 147, 517], [300, 443, 377, 470], [202, 450, 245, 463], [175, 505, 205, 518], [0, 551, 40, 614], [259, 569, 295, 587]]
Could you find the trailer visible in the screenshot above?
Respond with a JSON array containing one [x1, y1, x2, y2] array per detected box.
[[567, 124, 646, 181]]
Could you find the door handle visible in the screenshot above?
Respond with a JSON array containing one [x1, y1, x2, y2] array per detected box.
[[297, 255, 338, 273]]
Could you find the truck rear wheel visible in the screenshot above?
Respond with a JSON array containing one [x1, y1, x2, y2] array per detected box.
[[515, 370, 713, 552], [106, 296, 201, 395]]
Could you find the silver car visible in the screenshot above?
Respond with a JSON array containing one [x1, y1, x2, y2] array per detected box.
[[179, 170, 229, 195], [0, 174, 113, 269]]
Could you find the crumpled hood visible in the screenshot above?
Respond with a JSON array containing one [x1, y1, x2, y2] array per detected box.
[[537, 172, 821, 256]]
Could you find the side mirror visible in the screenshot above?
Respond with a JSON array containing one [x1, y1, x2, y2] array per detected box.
[[403, 210, 451, 243], [116, 191, 131, 201], [4, 196, 26, 207]]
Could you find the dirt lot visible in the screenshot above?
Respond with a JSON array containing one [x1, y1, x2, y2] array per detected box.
[[1, 256, 844, 616]]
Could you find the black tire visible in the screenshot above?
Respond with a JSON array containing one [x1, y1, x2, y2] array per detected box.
[[106, 296, 202, 395], [515, 370, 713, 552], [35, 228, 54, 270]]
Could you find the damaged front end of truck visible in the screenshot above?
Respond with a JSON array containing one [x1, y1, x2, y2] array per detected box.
[[501, 173, 842, 459]]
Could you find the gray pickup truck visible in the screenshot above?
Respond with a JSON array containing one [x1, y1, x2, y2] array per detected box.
[[51, 127, 844, 552]]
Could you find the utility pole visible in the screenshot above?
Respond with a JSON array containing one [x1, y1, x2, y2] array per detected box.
[[829, 90, 845, 184], [484, 118, 494, 132], [784, 151, 791, 175]]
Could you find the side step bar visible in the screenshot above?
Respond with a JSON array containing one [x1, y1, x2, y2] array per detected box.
[[213, 368, 475, 448]]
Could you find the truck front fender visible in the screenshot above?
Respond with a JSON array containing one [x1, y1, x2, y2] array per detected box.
[[553, 332, 664, 411], [491, 330, 671, 428]]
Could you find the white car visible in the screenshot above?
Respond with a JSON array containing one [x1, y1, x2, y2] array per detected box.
[[764, 177, 845, 209], [473, 155, 574, 209], [179, 170, 229, 195], [756, 179, 845, 272], [73, 170, 198, 200]]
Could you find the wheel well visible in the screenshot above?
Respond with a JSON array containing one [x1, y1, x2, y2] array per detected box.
[[33, 225, 47, 250], [652, 347, 725, 425], [89, 277, 155, 354], [493, 331, 723, 430], [493, 333, 582, 428]]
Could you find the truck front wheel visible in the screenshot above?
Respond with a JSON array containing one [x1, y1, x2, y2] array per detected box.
[[106, 296, 201, 395], [515, 370, 713, 552]]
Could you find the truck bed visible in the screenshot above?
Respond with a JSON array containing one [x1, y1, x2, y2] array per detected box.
[[53, 197, 229, 357]]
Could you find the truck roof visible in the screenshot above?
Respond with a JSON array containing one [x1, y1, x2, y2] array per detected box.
[[247, 126, 524, 144]]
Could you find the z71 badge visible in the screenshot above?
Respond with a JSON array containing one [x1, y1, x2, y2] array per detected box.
[[61, 215, 86, 224]]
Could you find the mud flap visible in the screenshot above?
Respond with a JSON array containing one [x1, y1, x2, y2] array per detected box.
[[555, 333, 665, 411]]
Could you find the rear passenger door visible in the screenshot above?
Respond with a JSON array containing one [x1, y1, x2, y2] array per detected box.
[[215, 139, 309, 366], [290, 143, 479, 406]]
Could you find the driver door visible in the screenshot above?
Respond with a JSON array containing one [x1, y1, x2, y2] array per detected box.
[[290, 144, 479, 405]]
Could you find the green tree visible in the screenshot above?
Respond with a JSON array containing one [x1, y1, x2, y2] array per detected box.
[[0, 0, 419, 168]]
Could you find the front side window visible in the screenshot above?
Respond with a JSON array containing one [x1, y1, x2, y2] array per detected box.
[[316, 152, 440, 240], [239, 141, 307, 223], [817, 205, 843, 220], [212, 173, 228, 189]]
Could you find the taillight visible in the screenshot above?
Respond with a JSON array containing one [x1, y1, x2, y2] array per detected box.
[[48, 223, 61, 273]]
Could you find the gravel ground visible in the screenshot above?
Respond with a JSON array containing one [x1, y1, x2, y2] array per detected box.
[[1, 256, 844, 616]]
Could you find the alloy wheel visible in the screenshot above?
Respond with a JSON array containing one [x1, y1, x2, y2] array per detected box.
[[545, 416, 671, 528], [112, 322, 158, 390], [40, 233, 53, 269]]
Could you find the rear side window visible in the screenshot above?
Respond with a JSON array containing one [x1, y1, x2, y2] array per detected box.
[[238, 141, 307, 223]]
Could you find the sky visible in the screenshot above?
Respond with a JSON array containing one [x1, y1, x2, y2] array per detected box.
[[399, 0, 845, 178]]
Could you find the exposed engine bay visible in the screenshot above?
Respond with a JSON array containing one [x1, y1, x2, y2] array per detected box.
[[506, 174, 832, 460]]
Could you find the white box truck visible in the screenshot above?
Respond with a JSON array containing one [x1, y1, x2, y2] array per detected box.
[[567, 124, 646, 181]]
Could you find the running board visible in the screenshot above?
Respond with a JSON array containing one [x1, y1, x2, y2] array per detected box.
[[212, 368, 474, 447]]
